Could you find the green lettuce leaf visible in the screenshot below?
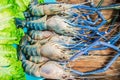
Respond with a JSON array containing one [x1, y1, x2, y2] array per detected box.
[[38, 0, 44, 3], [0, 61, 26, 80], [0, 44, 26, 80], [0, 45, 17, 58], [0, 0, 31, 19], [22, 0, 31, 7], [0, 28, 24, 44], [11, 61, 26, 80]]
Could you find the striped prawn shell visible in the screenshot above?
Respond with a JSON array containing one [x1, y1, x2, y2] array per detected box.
[[39, 61, 71, 79], [49, 35, 77, 44], [21, 44, 41, 56], [25, 15, 47, 30], [46, 15, 79, 36], [24, 11, 32, 18], [22, 60, 41, 77], [28, 56, 49, 63], [22, 60, 71, 79], [19, 35, 31, 47], [29, 2, 72, 16], [26, 16, 41, 21], [28, 30, 55, 40], [40, 41, 71, 61]]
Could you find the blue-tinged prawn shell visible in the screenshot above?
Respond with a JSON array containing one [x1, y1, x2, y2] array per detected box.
[[21, 44, 41, 56], [39, 61, 71, 79], [28, 56, 49, 63], [46, 15, 80, 36], [26, 16, 41, 21], [15, 15, 47, 30], [22, 60, 41, 77], [28, 30, 55, 40], [40, 41, 72, 61], [29, 3, 73, 16]]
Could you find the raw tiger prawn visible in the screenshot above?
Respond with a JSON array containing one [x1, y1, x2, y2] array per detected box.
[[18, 37, 76, 79], [21, 23, 119, 78], [27, 30, 87, 46], [16, 2, 116, 39], [15, 15, 47, 30], [29, 0, 90, 16], [20, 34, 79, 61], [27, 30, 73, 45], [28, 30, 55, 40], [15, 15, 82, 37], [22, 60, 72, 79], [16, 1, 116, 40]]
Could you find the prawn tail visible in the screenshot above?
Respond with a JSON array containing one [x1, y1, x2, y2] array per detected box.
[[15, 18, 24, 28]]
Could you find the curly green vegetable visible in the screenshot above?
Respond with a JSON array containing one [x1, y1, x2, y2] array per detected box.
[[0, 0, 31, 19], [0, 28, 24, 44], [38, 0, 44, 3], [0, 45, 26, 80], [0, 61, 26, 80], [0, 0, 33, 80]]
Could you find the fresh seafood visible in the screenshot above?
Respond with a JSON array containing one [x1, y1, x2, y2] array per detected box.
[[17, 0, 120, 79], [20, 40, 72, 61], [49, 35, 76, 44], [22, 60, 71, 79], [15, 15, 47, 30], [29, 0, 91, 16], [16, 15, 80, 36], [28, 30, 56, 44], [39, 61, 71, 79], [25, 16, 41, 21], [28, 30, 55, 40], [29, 1, 73, 16], [40, 41, 72, 61], [19, 35, 31, 47], [22, 60, 42, 77], [47, 15, 80, 36], [24, 30, 78, 45], [23, 11, 32, 18], [21, 43, 41, 56], [28, 56, 49, 63], [20, 34, 51, 45]]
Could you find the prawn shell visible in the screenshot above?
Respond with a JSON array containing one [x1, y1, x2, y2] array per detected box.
[[25, 15, 47, 30], [29, 4, 44, 16], [19, 35, 31, 47], [47, 16, 78, 36], [22, 44, 41, 56], [26, 16, 41, 21], [22, 60, 41, 77], [39, 61, 70, 79], [49, 35, 76, 44], [28, 30, 54, 40], [40, 42, 69, 61], [29, 3, 72, 16], [43, 4, 72, 15], [29, 56, 49, 63]]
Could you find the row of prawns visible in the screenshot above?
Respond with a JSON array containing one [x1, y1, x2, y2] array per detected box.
[[16, 0, 89, 79], [16, 0, 117, 79], [19, 30, 79, 79]]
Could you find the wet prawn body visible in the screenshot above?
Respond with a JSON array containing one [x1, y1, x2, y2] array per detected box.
[[29, 3, 73, 16], [20, 31, 79, 61], [16, 0, 120, 79], [28, 30, 55, 40], [15, 15, 47, 30]]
